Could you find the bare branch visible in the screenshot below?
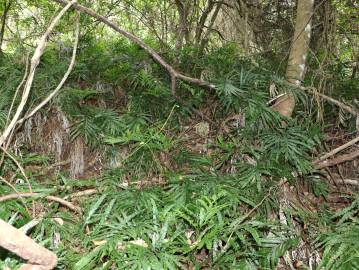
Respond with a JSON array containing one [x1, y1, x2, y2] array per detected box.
[[314, 149, 359, 169], [314, 135, 359, 163], [296, 85, 359, 116], [0, 146, 34, 215], [0, 0, 77, 146], [52, 0, 216, 92], [6, 54, 30, 125], [17, 11, 81, 125], [63, 189, 98, 199]]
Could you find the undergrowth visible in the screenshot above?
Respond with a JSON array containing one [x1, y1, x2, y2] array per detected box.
[[0, 39, 356, 269]]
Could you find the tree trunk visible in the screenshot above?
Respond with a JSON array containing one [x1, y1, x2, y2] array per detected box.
[[174, 0, 191, 52], [272, 0, 313, 118], [0, 1, 11, 53]]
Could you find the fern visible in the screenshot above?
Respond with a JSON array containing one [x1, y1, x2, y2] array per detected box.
[[316, 197, 359, 269]]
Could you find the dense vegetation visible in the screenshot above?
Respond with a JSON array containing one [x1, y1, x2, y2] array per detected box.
[[0, 0, 358, 269]]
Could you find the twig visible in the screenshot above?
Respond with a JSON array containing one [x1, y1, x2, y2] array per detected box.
[[324, 131, 357, 141], [0, 192, 82, 213], [17, 11, 80, 125], [0, 56, 30, 169], [0, 0, 77, 146], [314, 135, 359, 163], [46, 195, 82, 213], [20, 218, 42, 234]]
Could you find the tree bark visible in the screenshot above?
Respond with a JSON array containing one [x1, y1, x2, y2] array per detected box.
[[272, 0, 314, 118]]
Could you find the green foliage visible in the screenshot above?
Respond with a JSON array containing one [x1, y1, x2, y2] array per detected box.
[[316, 197, 359, 269], [1, 5, 355, 269]]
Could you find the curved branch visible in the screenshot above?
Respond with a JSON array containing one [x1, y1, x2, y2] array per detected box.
[[17, 11, 80, 125], [0, 0, 77, 146], [52, 0, 216, 92]]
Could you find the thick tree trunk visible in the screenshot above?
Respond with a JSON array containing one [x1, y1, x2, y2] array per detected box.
[[272, 0, 313, 118]]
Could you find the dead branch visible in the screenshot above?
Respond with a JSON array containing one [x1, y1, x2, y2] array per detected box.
[[17, 11, 80, 125], [0, 0, 77, 147], [295, 84, 359, 116], [0, 55, 30, 169], [20, 218, 43, 235], [46, 195, 82, 213], [314, 135, 359, 163], [0, 192, 82, 213], [335, 179, 359, 186], [0, 218, 57, 270], [314, 149, 359, 169]]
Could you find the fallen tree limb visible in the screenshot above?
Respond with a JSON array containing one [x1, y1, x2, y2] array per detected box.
[[0, 176, 31, 215], [296, 85, 359, 116], [309, 89, 359, 116], [0, 218, 57, 270], [0, 192, 82, 213], [314, 149, 359, 169], [335, 179, 359, 186], [314, 135, 359, 164]]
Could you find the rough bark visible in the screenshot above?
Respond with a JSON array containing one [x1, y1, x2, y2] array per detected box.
[[272, 0, 314, 117]]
